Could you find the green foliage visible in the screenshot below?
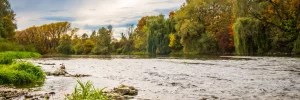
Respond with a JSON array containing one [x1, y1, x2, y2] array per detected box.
[[57, 34, 72, 54], [84, 40, 95, 54], [198, 33, 219, 54], [146, 15, 171, 55], [0, 0, 17, 40], [92, 27, 112, 55], [233, 18, 270, 55], [0, 62, 45, 85], [6, 0, 300, 55], [0, 51, 41, 64], [72, 39, 84, 55], [66, 80, 109, 100]]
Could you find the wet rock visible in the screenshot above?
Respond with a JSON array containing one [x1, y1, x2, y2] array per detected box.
[[0, 85, 29, 99], [72, 74, 91, 77], [38, 62, 55, 65], [60, 63, 66, 69], [170, 82, 182, 86], [24, 94, 33, 98], [124, 95, 135, 99], [105, 85, 138, 100], [107, 93, 125, 100], [211, 95, 218, 99], [53, 68, 68, 76], [46, 64, 91, 77], [44, 93, 50, 99], [49, 92, 55, 95]]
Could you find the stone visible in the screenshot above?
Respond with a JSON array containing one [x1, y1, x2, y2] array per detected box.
[[25, 95, 33, 98], [115, 88, 130, 95], [124, 95, 135, 99], [49, 92, 55, 95]]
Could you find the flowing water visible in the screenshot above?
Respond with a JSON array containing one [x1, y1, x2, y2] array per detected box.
[[22, 56, 300, 100]]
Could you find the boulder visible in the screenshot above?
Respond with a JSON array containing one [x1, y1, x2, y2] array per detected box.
[[105, 85, 138, 100]]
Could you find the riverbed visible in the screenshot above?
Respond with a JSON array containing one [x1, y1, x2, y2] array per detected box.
[[23, 56, 300, 100]]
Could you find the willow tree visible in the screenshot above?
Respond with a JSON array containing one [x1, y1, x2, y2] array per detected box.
[[233, 18, 271, 55], [146, 15, 171, 55], [232, 0, 300, 54]]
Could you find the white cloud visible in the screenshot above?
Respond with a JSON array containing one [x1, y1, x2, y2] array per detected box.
[[9, 0, 185, 39]]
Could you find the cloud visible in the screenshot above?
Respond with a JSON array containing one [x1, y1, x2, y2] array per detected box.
[[154, 7, 178, 16], [41, 16, 76, 22], [9, 0, 185, 39], [49, 9, 67, 12], [83, 25, 110, 31]]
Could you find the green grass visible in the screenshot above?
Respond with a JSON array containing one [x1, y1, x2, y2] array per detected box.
[[66, 80, 109, 100], [0, 62, 45, 85], [0, 51, 44, 85], [0, 51, 41, 64]]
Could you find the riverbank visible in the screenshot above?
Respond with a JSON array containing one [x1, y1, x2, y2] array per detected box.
[[0, 51, 46, 99]]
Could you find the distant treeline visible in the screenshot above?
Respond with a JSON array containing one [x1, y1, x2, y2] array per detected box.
[[1, 0, 300, 55]]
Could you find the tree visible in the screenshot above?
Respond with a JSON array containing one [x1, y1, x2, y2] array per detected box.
[[133, 17, 147, 51], [146, 15, 171, 54], [167, 12, 182, 51], [175, 0, 233, 53], [0, 0, 17, 40], [57, 34, 72, 54], [83, 39, 94, 54], [92, 26, 112, 54], [72, 35, 83, 55], [15, 22, 72, 54]]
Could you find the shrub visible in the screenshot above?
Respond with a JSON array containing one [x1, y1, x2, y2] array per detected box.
[[0, 62, 45, 85]]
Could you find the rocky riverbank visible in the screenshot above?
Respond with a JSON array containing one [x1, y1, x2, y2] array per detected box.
[[0, 85, 55, 100], [0, 84, 139, 100], [0, 85, 27, 100]]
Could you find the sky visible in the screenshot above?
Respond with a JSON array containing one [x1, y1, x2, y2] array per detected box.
[[9, 0, 185, 39]]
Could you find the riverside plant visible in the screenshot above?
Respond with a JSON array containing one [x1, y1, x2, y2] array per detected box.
[[0, 51, 44, 85], [66, 80, 109, 100], [0, 62, 45, 85]]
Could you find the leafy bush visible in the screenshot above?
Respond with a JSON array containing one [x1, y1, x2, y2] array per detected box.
[[66, 80, 109, 100], [0, 62, 45, 85]]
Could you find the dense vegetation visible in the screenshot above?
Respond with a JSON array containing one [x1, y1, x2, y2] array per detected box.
[[1, 0, 300, 56], [0, 62, 45, 85], [0, 51, 44, 85]]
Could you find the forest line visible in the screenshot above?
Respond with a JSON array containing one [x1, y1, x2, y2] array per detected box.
[[1, 0, 299, 55]]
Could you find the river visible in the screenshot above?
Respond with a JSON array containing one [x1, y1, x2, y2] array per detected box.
[[23, 56, 300, 100]]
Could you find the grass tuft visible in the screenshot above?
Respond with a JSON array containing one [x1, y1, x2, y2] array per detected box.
[[66, 80, 109, 100]]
